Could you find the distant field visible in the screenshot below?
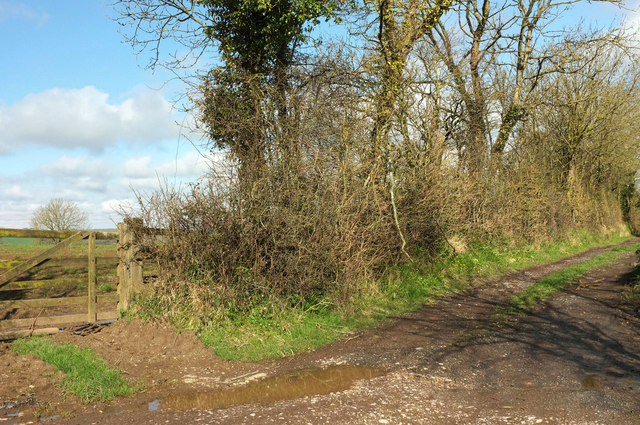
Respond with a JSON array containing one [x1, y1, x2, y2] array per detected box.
[[0, 237, 46, 246], [0, 238, 117, 261]]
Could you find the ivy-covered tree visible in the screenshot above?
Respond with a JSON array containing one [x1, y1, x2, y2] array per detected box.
[[202, 0, 333, 73], [116, 0, 337, 180]]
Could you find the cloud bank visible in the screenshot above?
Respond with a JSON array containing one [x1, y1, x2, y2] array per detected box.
[[0, 86, 178, 154], [0, 149, 219, 228]]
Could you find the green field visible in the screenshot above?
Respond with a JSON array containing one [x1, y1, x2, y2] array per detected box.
[[0, 237, 43, 246]]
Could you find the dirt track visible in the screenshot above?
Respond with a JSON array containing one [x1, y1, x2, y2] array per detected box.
[[2, 241, 640, 424]]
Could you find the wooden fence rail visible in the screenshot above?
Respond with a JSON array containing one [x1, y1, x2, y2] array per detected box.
[[0, 294, 117, 309], [0, 225, 135, 340]]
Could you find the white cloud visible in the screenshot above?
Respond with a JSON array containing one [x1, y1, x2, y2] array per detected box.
[[0, 143, 213, 229], [156, 151, 212, 177], [0, 86, 178, 154], [39, 155, 110, 178], [0, 201, 38, 229], [122, 156, 154, 178], [75, 177, 108, 192], [117, 176, 165, 192], [101, 199, 137, 214], [52, 189, 86, 202], [3, 185, 32, 200], [118, 151, 213, 192], [36, 155, 111, 195], [625, 11, 640, 33]]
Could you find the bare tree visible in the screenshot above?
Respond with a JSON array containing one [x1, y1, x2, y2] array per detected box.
[[424, 0, 624, 170], [31, 199, 89, 232]]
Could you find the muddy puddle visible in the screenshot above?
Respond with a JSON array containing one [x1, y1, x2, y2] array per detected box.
[[152, 365, 386, 412], [582, 374, 604, 389]]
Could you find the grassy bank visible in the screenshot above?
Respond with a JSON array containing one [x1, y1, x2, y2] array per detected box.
[[12, 337, 138, 402], [195, 228, 632, 361]]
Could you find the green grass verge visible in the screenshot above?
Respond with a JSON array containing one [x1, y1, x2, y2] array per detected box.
[[194, 229, 633, 361], [495, 243, 640, 318], [12, 337, 138, 402]]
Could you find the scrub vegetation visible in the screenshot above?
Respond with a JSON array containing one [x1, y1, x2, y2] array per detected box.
[[132, 229, 630, 361], [113, 0, 640, 359]]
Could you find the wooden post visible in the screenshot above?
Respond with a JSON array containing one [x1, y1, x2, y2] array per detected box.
[[117, 219, 144, 312], [131, 259, 143, 293], [87, 233, 97, 323], [117, 222, 130, 311]]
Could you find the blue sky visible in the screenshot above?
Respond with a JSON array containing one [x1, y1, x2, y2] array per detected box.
[[0, 0, 215, 228], [0, 0, 637, 229]]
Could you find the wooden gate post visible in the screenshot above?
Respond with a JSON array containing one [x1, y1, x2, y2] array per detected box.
[[116, 222, 129, 311], [87, 232, 97, 322], [117, 219, 144, 311]]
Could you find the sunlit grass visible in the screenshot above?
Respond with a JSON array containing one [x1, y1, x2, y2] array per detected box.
[[12, 337, 138, 402]]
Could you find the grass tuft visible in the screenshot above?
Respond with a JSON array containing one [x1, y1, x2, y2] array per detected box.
[[12, 337, 138, 402], [624, 284, 640, 310]]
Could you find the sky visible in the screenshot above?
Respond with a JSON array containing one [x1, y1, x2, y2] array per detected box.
[[0, 0, 638, 229], [0, 0, 215, 229]]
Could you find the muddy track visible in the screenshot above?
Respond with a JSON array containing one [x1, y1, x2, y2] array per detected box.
[[2, 239, 640, 424]]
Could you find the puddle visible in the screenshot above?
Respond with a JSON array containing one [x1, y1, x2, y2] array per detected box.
[[582, 374, 604, 389], [158, 365, 386, 411], [148, 399, 160, 411]]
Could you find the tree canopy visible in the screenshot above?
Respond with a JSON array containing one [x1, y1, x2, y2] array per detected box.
[[31, 199, 89, 232]]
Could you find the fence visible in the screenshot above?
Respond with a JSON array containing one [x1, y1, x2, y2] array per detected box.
[[0, 221, 146, 340]]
